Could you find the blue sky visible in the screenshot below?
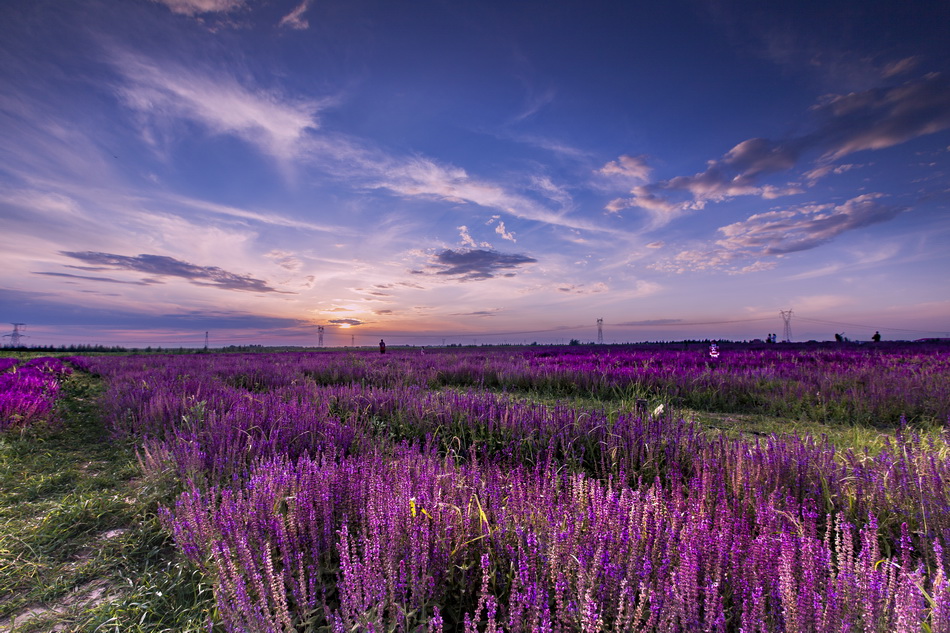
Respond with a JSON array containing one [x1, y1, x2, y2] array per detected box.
[[1, 0, 948, 347]]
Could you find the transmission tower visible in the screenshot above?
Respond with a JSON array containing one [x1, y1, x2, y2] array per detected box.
[[780, 310, 793, 342], [317, 325, 325, 348], [204, 331, 209, 350], [3, 323, 26, 347], [597, 318, 604, 344]]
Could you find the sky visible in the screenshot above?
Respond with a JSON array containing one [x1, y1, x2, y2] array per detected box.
[[1, 0, 949, 347]]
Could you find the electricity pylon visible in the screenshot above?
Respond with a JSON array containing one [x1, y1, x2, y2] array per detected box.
[[3, 323, 26, 347], [780, 310, 793, 342]]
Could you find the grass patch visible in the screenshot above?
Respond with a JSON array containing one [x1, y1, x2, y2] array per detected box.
[[0, 369, 217, 632], [484, 386, 917, 455], [682, 407, 899, 450]]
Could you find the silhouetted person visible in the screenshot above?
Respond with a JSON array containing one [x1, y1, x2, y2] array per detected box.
[[872, 331, 881, 343], [379, 339, 386, 354]]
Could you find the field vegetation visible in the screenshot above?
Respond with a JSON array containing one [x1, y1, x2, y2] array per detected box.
[[1, 343, 949, 631]]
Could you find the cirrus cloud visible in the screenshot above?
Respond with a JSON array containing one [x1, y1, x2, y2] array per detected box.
[[651, 193, 906, 274], [279, 0, 313, 29], [716, 193, 905, 255], [610, 73, 950, 225], [812, 73, 950, 160], [151, 0, 245, 15], [112, 50, 327, 163]]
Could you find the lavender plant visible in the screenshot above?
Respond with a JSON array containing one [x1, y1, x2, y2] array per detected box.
[[76, 345, 950, 631], [0, 356, 73, 429]]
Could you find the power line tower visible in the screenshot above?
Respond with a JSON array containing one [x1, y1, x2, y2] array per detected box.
[[597, 318, 604, 344], [3, 323, 26, 347], [780, 310, 793, 342], [204, 331, 209, 350], [317, 325, 325, 348]]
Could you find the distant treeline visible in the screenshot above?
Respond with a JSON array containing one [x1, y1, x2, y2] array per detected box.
[[2, 339, 949, 355], [1, 344, 131, 353]]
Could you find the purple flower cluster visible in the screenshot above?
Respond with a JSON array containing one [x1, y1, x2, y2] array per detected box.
[[0, 356, 72, 429], [526, 345, 950, 426], [89, 344, 950, 426], [79, 347, 950, 631], [165, 451, 948, 632]]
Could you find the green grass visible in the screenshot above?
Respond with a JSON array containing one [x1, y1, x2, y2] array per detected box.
[[680, 408, 900, 451], [0, 370, 217, 632], [489, 386, 923, 456]]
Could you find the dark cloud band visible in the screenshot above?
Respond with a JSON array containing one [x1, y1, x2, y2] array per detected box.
[[430, 248, 537, 280], [59, 251, 284, 293], [328, 318, 364, 326]]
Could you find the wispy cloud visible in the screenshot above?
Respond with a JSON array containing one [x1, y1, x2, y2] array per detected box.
[[494, 220, 516, 242], [428, 248, 537, 281], [374, 157, 609, 233], [617, 318, 682, 326], [606, 187, 681, 220], [450, 309, 502, 317], [151, 0, 245, 16], [783, 263, 843, 281], [803, 163, 858, 185], [163, 193, 351, 234], [507, 134, 591, 159], [486, 216, 517, 242], [651, 193, 906, 274], [556, 282, 609, 294], [111, 50, 327, 162], [812, 73, 950, 160], [611, 73, 950, 224], [529, 175, 573, 207], [279, 0, 313, 29], [265, 250, 302, 272], [788, 294, 854, 312], [716, 193, 905, 255], [782, 242, 903, 281], [59, 251, 287, 293], [510, 86, 556, 124], [882, 57, 921, 79], [0, 189, 88, 221], [0, 91, 120, 186], [598, 154, 652, 182], [703, 3, 925, 92], [458, 225, 490, 248], [650, 252, 777, 275], [105, 51, 610, 239], [610, 138, 804, 222], [33, 271, 156, 285]]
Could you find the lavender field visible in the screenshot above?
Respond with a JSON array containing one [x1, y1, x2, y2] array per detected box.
[[5, 344, 950, 631], [0, 356, 73, 430]]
